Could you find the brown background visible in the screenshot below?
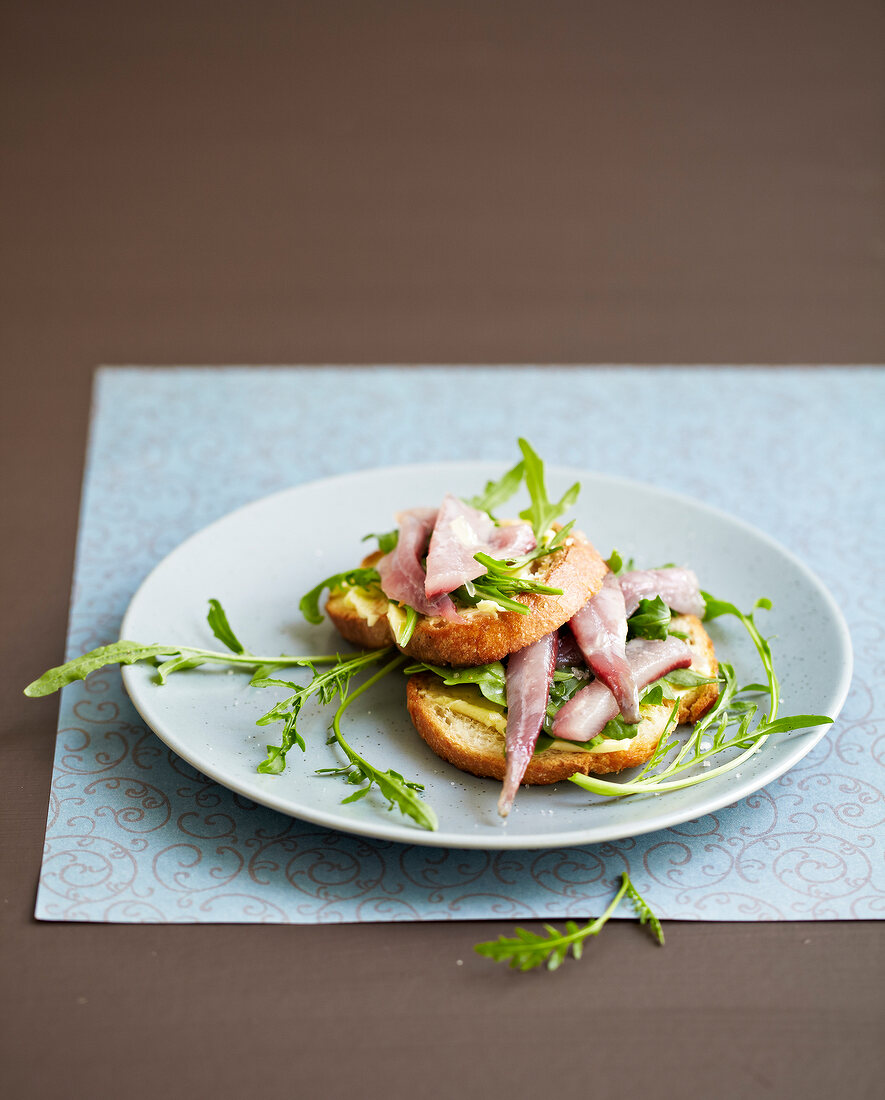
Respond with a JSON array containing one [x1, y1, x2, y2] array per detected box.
[[1, 2, 883, 1098]]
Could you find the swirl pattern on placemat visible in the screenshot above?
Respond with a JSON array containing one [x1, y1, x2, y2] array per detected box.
[[34, 367, 884, 922]]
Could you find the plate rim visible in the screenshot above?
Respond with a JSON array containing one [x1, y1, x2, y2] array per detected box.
[[120, 460, 854, 850]]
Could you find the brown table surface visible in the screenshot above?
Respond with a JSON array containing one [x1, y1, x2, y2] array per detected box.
[[2, 3, 883, 1098]]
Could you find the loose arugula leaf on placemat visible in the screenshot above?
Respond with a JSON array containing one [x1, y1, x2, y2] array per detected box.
[[24, 642, 175, 697], [475, 873, 661, 971]]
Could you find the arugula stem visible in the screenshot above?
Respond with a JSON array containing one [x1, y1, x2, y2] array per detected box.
[[744, 614, 779, 720], [178, 648, 343, 667], [329, 653, 408, 760], [633, 701, 681, 778], [569, 737, 770, 796], [657, 671, 739, 777], [325, 653, 439, 831], [569, 873, 629, 936]]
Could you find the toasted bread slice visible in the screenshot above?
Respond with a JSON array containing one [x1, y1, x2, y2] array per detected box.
[[326, 531, 607, 666], [405, 614, 719, 782]]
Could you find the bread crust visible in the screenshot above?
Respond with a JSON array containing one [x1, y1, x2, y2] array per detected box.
[[326, 532, 608, 666], [325, 593, 394, 649], [405, 615, 720, 783]]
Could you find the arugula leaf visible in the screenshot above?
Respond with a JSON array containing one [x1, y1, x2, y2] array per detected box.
[[298, 567, 382, 625], [701, 594, 738, 621], [760, 714, 834, 735], [456, 558, 564, 616], [249, 663, 285, 684], [661, 667, 718, 688], [477, 576, 563, 597], [702, 593, 770, 622], [595, 715, 640, 742], [23, 642, 175, 697], [475, 873, 656, 970], [256, 744, 289, 775], [472, 553, 566, 593], [542, 668, 588, 731], [605, 549, 635, 576], [517, 438, 580, 541], [455, 582, 532, 616], [207, 598, 246, 654], [535, 732, 603, 753], [543, 520, 576, 551], [389, 604, 419, 647], [623, 877, 665, 944], [319, 760, 431, 821], [465, 459, 525, 516], [404, 660, 508, 708], [627, 596, 670, 641], [361, 530, 399, 555], [155, 655, 205, 684], [640, 684, 665, 706]]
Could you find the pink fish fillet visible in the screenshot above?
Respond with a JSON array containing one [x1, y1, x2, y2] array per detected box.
[[569, 572, 640, 723], [424, 494, 535, 599], [552, 636, 693, 742], [498, 632, 557, 817], [377, 508, 462, 621], [618, 567, 705, 618]]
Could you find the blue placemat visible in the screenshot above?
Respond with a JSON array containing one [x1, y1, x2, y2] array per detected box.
[[35, 366, 884, 922]]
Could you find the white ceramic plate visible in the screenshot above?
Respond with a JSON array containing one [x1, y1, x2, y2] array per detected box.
[[121, 463, 852, 850]]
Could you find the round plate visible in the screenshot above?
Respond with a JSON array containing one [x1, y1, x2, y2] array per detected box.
[[121, 463, 852, 849]]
